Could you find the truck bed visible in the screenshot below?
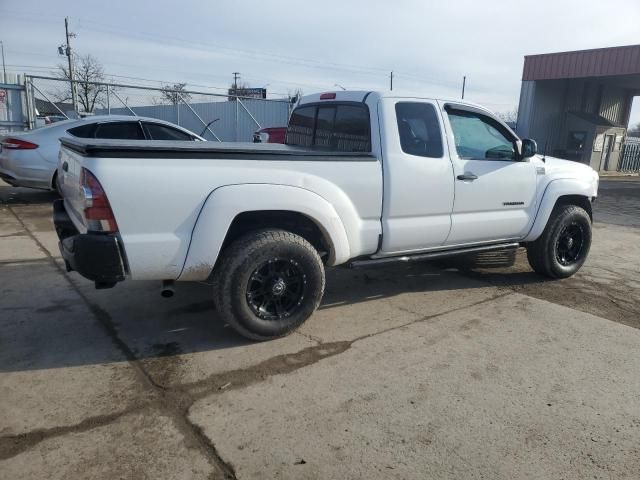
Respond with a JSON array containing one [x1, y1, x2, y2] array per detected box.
[[57, 137, 383, 281]]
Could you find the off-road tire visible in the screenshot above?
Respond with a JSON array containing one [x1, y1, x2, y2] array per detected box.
[[526, 204, 592, 279], [212, 229, 325, 341]]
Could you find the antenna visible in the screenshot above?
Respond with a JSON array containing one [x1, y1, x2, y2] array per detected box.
[[542, 135, 549, 163]]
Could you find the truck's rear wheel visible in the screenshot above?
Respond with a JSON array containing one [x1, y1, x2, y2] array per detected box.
[[526, 204, 592, 279], [213, 229, 325, 341]]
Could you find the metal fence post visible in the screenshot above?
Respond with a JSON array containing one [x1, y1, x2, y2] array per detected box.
[[235, 95, 239, 142], [25, 76, 36, 129], [106, 84, 111, 115]]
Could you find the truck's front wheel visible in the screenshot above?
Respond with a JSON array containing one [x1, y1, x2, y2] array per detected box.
[[213, 229, 325, 341], [526, 204, 592, 279]]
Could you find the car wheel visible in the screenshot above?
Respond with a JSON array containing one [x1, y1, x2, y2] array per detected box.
[[213, 229, 325, 341], [526, 204, 592, 279]]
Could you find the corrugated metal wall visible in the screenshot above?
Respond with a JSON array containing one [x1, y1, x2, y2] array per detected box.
[[96, 99, 290, 142], [599, 84, 629, 126], [523, 45, 640, 81], [517, 80, 566, 152]]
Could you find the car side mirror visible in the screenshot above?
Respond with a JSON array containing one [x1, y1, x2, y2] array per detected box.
[[521, 138, 537, 159]]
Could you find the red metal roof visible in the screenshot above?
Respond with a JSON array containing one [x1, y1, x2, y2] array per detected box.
[[522, 44, 640, 81]]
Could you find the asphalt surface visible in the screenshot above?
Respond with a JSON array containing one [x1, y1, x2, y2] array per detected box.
[[1, 177, 639, 479]]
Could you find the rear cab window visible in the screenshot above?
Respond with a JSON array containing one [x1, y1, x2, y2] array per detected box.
[[286, 102, 371, 152]]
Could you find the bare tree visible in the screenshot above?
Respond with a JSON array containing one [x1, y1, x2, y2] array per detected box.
[[56, 54, 108, 113], [288, 88, 303, 105], [497, 106, 519, 125], [628, 122, 640, 138], [160, 82, 191, 105]]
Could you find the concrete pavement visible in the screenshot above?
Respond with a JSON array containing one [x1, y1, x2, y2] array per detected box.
[[1, 178, 639, 479]]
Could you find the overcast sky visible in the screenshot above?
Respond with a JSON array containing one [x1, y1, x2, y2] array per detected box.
[[1, 0, 639, 124]]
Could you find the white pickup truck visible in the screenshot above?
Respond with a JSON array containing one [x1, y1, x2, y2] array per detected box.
[[54, 91, 599, 340]]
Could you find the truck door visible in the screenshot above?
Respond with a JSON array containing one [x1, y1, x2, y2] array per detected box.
[[379, 98, 455, 254], [440, 103, 537, 245]]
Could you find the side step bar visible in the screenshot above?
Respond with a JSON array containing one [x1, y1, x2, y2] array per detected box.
[[348, 242, 520, 268]]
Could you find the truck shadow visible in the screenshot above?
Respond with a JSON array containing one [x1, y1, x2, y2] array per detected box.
[[0, 248, 553, 375]]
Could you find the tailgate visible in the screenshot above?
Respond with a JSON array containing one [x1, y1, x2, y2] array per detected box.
[[57, 143, 88, 233]]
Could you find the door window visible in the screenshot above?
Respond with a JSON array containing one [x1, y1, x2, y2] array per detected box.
[[395, 102, 443, 158], [447, 109, 516, 160], [94, 122, 145, 140], [143, 122, 194, 141]]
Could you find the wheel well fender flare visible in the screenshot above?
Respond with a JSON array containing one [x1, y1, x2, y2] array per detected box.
[[523, 178, 595, 242], [178, 184, 350, 281]]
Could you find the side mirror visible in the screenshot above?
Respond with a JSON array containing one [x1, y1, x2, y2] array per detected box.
[[521, 138, 537, 159]]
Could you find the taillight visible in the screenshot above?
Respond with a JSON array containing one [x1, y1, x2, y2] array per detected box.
[[80, 168, 118, 233], [320, 92, 336, 100], [1, 138, 39, 149]]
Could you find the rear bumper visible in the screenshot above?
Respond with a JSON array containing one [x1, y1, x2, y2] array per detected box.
[[53, 199, 126, 288]]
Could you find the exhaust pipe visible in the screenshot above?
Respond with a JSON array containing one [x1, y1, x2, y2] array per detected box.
[[160, 280, 175, 298]]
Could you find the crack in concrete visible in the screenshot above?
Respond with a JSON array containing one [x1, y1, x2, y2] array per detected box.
[[0, 404, 145, 461], [0, 231, 27, 238], [179, 341, 352, 401], [0, 258, 50, 265]]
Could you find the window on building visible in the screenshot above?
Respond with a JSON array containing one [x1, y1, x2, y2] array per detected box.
[[567, 131, 587, 152]]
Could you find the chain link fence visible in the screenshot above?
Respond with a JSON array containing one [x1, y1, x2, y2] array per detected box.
[[24, 75, 293, 142]]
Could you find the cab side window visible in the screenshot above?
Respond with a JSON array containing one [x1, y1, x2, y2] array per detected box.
[[395, 102, 443, 158], [447, 109, 516, 161]]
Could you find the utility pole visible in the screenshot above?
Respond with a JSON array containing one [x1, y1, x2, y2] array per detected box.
[[390, 71, 393, 91], [232, 72, 240, 141], [232, 72, 240, 91], [64, 17, 77, 112], [0, 41, 6, 83], [461, 75, 466, 99]]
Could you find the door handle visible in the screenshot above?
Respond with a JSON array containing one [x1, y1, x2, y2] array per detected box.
[[457, 173, 478, 181], [62, 161, 69, 172]]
